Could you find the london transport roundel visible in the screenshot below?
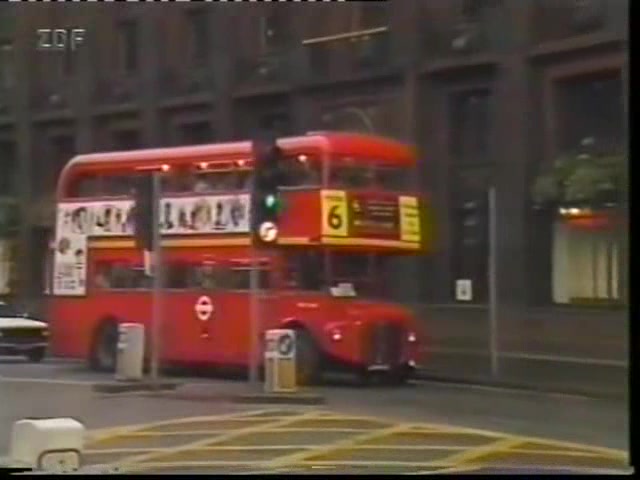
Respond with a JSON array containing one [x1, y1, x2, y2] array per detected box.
[[277, 332, 294, 358], [259, 221, 278, 243], [194, 296, 214, 322]]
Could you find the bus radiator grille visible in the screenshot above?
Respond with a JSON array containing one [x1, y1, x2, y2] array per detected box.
[[365, 323, 404, 367]]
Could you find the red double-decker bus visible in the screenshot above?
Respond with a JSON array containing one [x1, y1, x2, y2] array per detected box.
[[48, 132, 430, 384]]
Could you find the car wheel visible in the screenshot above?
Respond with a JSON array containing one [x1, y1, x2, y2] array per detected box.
[[26, 347, 46, 363], [90, 322, 118, 372], [295, 329, 321, 386]]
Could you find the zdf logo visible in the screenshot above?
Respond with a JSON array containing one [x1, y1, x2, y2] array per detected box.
[[37, 28, 86, 52]]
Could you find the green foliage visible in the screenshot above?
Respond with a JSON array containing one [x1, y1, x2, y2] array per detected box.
[[0, 198, 19, 236], [531, 153, 627, 206]]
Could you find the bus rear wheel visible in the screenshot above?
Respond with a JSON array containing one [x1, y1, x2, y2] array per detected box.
[[295, 329, 321, 386], [89, 321, 118, 372]]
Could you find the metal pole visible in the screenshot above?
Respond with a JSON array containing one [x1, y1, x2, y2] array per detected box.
[[488, 187, 499, 377], [248, 250, 260, 387], [150, 171, 163, 384]]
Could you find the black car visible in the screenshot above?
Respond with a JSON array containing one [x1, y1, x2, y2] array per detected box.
[[0, 302, 49, 362]]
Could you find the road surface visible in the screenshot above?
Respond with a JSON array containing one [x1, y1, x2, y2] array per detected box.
[[0, 357, 630, 474]]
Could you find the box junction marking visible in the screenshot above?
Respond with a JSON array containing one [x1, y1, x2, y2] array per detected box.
[[80, 408, 629, 475]]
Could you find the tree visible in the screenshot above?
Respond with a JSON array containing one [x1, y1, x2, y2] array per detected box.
[[532, 152, 627, 208]]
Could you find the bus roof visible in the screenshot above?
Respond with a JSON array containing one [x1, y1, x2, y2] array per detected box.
[[59, 132, 417, 184]]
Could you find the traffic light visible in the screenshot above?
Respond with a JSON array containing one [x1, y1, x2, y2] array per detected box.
[[251, 139, 285, 245], [133, 174, 155, 251]]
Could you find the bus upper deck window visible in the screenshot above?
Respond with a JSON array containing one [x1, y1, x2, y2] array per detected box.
[[283, 157, 321, 187], [103, 175, 131, 197], [376, 167, 410, 191], [71, 175, 100, 198], [193, 171, 239, 193], [330, 166, 373, 189]]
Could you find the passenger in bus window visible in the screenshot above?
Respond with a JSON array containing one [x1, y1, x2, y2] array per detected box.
[[238, 171, 252, 190], [93, 266, 110, 289], [217, 172, 238, 192], [194, 174, 211, 193], [287, 158, 320, 187]]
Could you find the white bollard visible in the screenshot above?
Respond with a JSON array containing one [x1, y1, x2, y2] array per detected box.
[[9, 418, 85, 473], [116, 323, 145, 381]]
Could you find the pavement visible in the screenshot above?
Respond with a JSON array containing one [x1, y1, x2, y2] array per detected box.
[[0, 357, 631, 474]]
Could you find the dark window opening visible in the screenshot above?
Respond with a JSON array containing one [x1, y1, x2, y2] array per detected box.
[[449, 90, 492, 164], [283, 251, 324, 291], [102, 175, 132, 197], [359, 3, 390, 29], [0, 42, 14, 89], [94, 263, 150, 290], [112, 129, 140, 151], [51, 135, 75, 193], [193, 170, 246, 193], [179, 121, 212, 146], [451, 188, 488, 302], [226, 268, 271, 291], [0, 141, 16, 195], [280, 156, 322, 188], [556, 73, 624, 155], [186, 9, 209, 66], [330, 252, 390, 299], [261, 11, 288, 52], [329, 165, 374, 189], [119, 20, 138, 74]]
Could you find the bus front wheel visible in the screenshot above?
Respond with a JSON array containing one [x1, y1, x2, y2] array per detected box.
[[89, 321, 118, 372]]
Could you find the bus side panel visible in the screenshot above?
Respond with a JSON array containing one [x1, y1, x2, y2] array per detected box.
[[49, 298, 103, 359], [278, 190, 321, 240]]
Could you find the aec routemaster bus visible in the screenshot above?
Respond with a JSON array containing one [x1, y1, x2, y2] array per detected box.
[[47, 132, 430, 384]]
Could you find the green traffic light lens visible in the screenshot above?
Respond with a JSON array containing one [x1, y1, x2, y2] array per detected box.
[[265, 194, 276, 208]]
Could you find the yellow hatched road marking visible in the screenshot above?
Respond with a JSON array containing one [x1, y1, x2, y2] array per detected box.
[[263, 423, 413, 469], [427, 437, 524, 467], [86, 408, 288, 443], [109, 410, 323, 473]]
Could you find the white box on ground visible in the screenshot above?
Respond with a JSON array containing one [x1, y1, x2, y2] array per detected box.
[[9, 418, 85, 472], [455, 279, 473, 301], [264, 329, 297, 393], [116, 323, 145, 381]]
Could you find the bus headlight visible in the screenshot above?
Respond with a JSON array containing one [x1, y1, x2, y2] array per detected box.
[[407, 332, 417, 343], [331, 329, 342, 341]]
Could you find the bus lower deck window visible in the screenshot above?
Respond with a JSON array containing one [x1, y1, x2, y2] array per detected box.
[[227, 269, 270, 290]]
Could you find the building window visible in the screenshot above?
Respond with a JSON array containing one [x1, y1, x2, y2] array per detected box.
[[112, 129, 140, 150], [118, 20, 138, 74], [555, 72, 624, 155], [186, 9, 209, 66], [549, 71, 625, 306], [0, 41, 13, 89], [451, 175, 489, 303], [552, 217, 620, 305], [0, 141, 16, 195], [260, 112, 290, 137], [179, 121, 212, 145], [260, 12, 288, 52], [449, 89, 492, 164], [50, 135, 75, 192], [358, 3, 390, 29]]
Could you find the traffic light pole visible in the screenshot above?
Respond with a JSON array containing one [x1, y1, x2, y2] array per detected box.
[[488, 186, 498, 378], [248, 248, 261, 388], [150, 171, 163, 385]]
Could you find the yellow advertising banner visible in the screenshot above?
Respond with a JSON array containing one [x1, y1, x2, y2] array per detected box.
[[399, 196, 421, 243]]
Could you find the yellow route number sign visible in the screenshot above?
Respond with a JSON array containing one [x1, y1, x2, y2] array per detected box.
[[399, 196, 421, 243], [321, 190, 348, 237]]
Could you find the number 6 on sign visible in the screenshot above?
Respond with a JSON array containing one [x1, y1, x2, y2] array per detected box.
[[320, 190, 348, 237]]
